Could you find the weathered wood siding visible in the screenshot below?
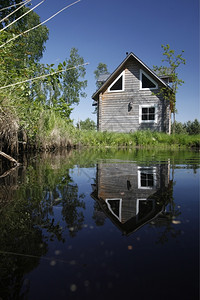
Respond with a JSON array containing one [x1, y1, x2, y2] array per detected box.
[[98, 58, 170, 133], [96, 162, 169, 225]]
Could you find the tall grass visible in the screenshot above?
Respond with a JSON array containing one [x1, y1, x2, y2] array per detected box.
[[74, 129, 200, 149], [1, 100, 199, 154], [35, 110, 74, 151]]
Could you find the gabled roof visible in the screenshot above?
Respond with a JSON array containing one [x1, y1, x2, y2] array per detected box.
[[91, 187, 164, 236], [92, 52, 171, 101]]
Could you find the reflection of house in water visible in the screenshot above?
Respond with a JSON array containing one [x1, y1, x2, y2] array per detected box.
[[91, 162, 171, 235]]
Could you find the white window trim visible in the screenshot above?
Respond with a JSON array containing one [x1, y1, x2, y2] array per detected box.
[[137, 166, 157, 189], [139, 104, 158, 124], [108, 71, 125, 93], [106, 198, 122, 222], [140, 69, 158, 90]]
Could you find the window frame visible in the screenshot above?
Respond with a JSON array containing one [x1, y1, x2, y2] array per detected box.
[[139, 104, 157, 124], [105, 198, 122, 222], [137, 167, 157, 189], [108, 71, 125, 93], [140, 69, 158, 90]]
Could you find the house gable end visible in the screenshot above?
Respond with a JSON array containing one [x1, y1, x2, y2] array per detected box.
[[92, 52, 170, 101]]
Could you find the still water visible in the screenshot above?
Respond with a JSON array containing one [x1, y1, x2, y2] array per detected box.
[[0, 149, 199, 300]]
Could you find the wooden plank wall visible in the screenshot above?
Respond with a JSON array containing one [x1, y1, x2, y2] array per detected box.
[[97, 163, 168, 224], [98, 59, 170, 133]]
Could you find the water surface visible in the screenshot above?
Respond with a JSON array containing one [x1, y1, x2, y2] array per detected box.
[[0, 149, 199, 299]]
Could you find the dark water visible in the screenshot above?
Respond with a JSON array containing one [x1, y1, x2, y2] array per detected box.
[[0, 149, 199, 300]]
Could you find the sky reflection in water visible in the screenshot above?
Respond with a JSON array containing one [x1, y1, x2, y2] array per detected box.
[[0, 150, 199, 300]]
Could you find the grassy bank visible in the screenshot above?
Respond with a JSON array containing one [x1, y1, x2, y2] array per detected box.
[[1, 106, 199, 155], [72, 129, 200, 149]]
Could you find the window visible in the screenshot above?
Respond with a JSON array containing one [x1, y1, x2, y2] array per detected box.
[[138, 167, 156, 189], [136, 199, 155, 222], [108, 71, 124, 92], [140, 172, 154, 187], [139, 105, 157, 123], [142, 107, 155, 121], [140, 69, 158, 90], [106, 198, 122, 222]]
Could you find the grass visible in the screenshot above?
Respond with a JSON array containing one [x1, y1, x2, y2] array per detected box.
[[71, 129, 200, 149], [1, 101, 199, 154]]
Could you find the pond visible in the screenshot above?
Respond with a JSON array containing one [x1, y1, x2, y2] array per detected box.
[[0, 149, 199, 300]]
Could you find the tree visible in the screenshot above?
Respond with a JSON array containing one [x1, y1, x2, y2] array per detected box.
[[93, 63, 109, 113], [62, 48, 87, 106], [172, 121, 187, 134], [0, 0, 25, 28], [15, 7, 49, 63], [153, 44, 186, 132], [185, 119, 200, 135], [0, 3, 50, 152], [77, 118, 96, 130], [94, 62, 109, 89], [0, 2, 49, 65]]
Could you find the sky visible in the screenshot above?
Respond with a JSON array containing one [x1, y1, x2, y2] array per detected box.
[[31, 0, 199, 124]]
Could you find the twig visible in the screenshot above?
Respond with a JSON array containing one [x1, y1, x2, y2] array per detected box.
[[0, 0, 42, 33], [0, 151, 20, 166], [0, 1, 29, 12], [0, 62, 89, 90], [0, 0, 31, 24], [0, 0, 81, 48], [0, 165, 19, 178]]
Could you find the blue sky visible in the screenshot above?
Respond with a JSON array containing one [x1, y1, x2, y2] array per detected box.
[[33, 0, 199, 124]]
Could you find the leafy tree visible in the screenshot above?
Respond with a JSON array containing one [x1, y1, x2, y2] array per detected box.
[[93, 63, 109, 113], [0, 3, 88, 152], [62, 48, 87, 106], [172, 119, 200, 135], [0, 0, 28, 27], [0, 2, 49, 65], [77, 118, 96, 130], [172, 121, 187, 134], [94, 62, 109, 89], [153, 44, 186, 132], [16, 7, 49, 64], [185, 119, 200, 135]]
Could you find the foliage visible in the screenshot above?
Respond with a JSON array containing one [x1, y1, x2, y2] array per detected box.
[[172, 119, 200, 135], [93, 62, 109, 114], [0, 153, 86, 297], [184, 119, 200, 135], [62, 47, 87, 105], [0, 6, 87, 153], [153, 44, 186, 131], [77, 118, 96, 130], [0, 0, 30, 27], [172, 121, 187, 134], [94, 62, 109, 89], [0, 3, 49, 64], [70, 129, 200, 149]]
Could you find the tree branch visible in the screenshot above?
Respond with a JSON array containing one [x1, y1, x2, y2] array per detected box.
[[0, 151, 20, 166]]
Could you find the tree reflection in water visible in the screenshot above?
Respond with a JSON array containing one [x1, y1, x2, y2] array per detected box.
[[0, 153, 86, 298]]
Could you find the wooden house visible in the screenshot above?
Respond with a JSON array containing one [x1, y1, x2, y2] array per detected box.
[[91, 162, 171, 235], [92, 52, 172, 133]]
